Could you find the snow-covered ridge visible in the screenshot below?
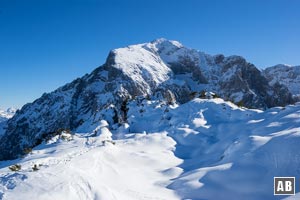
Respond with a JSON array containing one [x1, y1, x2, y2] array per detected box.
[[110, 42, 172, 93], [108, 38, 295, 107]]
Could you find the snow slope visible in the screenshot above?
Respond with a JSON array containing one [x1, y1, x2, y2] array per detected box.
[[1, 98, 299, 200], [0, 127, 181, 200]]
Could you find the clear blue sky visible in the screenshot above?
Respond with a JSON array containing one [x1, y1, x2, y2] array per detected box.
[[0, 0, 300, 109]]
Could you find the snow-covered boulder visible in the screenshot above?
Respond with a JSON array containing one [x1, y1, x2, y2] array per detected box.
[[93, 120, 112, 141]]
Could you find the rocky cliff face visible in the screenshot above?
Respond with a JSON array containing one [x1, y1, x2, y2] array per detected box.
[[263, 64, 300, 101], [0, 39, 296, 160]]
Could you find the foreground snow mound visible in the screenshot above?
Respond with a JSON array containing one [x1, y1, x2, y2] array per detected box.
[[0, 99, 299, 199], [0, 132, 181, 200]]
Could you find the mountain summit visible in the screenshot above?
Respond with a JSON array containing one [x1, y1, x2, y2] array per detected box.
[[0, 39, 296, 160]]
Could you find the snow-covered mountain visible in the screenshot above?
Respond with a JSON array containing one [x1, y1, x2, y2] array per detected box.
[[263, 64, 300, 100], [0, 108, 16, 138], [0, 38, 296, 161], [0, 38, 299, 199], [0, 108, 16, 123], [0, 99, 299, 199]]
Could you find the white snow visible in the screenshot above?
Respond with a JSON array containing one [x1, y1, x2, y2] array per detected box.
[[0, 98, 300, 199], [112, 43, 172, 93], [0, 132, 181, 200]]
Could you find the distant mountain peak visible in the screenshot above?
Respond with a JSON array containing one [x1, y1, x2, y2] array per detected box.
[[0, 107, 16, 122]]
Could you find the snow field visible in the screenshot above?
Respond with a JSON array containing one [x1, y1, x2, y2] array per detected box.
[[0, 99, 300, 199]]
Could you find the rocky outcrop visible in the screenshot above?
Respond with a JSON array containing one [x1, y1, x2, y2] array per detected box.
[[263, 64, 300, 102], [217, 59, 294, 108]]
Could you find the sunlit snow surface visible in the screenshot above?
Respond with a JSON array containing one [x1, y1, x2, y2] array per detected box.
[[1, 99, 300, 200]]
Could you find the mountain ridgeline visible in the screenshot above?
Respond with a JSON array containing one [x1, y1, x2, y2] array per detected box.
[[0, 39, 297, 161]]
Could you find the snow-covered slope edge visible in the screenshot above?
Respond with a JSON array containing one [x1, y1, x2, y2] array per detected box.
[[0, 38, 296, 161], [0, 98, 299, 200]]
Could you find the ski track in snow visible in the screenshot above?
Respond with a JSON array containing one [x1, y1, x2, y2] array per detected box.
[[0, 99, 300, 200]]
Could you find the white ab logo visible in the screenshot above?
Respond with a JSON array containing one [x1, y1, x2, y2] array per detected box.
[[277, 181, 292, 192]]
